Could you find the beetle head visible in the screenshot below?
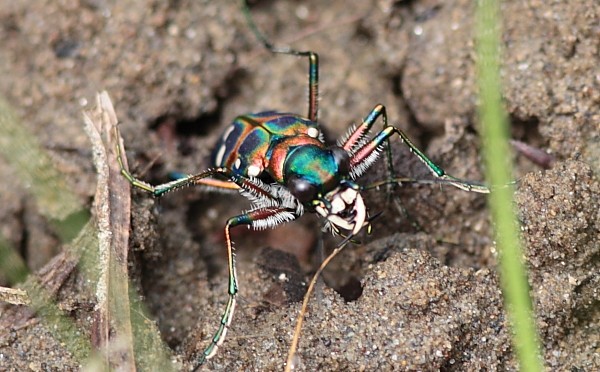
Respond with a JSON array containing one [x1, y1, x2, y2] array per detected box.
[[314, 180, 368, 236]]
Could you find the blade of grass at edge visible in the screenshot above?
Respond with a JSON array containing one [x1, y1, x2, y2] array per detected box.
[[475, 1, 543, 371]]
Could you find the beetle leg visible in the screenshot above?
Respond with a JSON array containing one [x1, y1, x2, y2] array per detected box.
[[338, 104, 398, 186], [193, 206, 298, 369], [114, 123, 238, 196], [350, 126, 490, 193], [241, 1, 319, 122], [339, 104, 386, 153], [192, 170, 300, 368]]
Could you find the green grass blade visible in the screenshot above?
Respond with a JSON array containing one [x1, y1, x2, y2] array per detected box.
[[475, 1, 543, 370]]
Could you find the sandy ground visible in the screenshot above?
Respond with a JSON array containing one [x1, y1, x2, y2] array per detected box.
[[0, 0, 598, 371]]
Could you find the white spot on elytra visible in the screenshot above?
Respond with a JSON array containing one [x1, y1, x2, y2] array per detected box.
[[222, 125, 235, 142], [215, 145, 226, 166], [247, 165, 261, 177], [307, 127, 319, 138], [234, 158, 242, 169]]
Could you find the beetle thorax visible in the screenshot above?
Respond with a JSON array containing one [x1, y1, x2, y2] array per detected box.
[[281, 144, 351, 203]]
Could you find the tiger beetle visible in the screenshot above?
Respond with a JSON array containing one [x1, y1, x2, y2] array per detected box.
[[115, 1, 489, 369]]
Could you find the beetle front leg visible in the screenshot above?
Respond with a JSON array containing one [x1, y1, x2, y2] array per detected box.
[[350, 126, 490, 193], [339, 104, 398, 187], [339, 103, 387, 153]]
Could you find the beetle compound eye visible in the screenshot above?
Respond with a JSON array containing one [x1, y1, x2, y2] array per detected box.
[[330, 147, 350, 176], [287, 175, 318, 203]]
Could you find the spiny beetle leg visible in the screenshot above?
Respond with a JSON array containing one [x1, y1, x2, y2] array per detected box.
[[340, 104, 400, 188], [114, 124, 238, 196], [193, 206, 298, 370], [351, 125, 490, 193], [241, 0, 319, 122]]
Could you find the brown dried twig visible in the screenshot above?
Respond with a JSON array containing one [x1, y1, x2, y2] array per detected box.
[[83, 91, 136, 371]]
